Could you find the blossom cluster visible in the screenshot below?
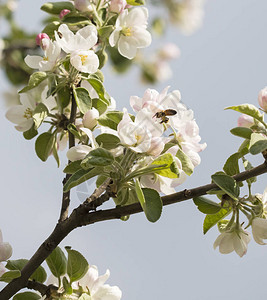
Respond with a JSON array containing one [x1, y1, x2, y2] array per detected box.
[[0, 229, 12, 277]]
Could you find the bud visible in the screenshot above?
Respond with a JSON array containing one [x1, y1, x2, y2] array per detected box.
[[0, 230, 12, 262], [109, 0, 127, 13], [258, 87, 267, 111], [35, 33, 50, 50], [74, 0, 93, 12], [83, 108, 99, 130], [59, 9, 71, 19], [237, 114, 254, 128]]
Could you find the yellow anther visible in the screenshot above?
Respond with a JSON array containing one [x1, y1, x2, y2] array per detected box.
[[122, 27, 132, 37], [23, 108, 33, 119], [79, 54, 88, 64]]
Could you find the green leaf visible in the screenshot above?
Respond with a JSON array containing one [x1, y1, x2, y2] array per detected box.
[[230, 127, 253, 139], [81, 148, 114, 169], [63, 16, 91, 26], [52, 142, 60, 167], [66, 248, 89, 283], [63, 160, 82, 174], [19, 72, 47, 93], [23, 124, 38, 140], [126, 0, 145, 5], [41, 2, 74, 14], [92, 98, 108, 115], [203, 209, 230, 234], [73, 87, 92, 114], [223, 152, 240, 176], [152, 153, 179, 178], [46, 246, 67, 278], [67, 124, 82, 140], [87, 78, 110, 104], [0, 270, 21, 283], [243, 158, 257, 185], [33, 103, 48, 129], [63, 276, 73, 294], [13, 292, 41, 300], [142, 188, 162, 222], [95, 134, 120, 150], [193, 197, 221, 214], [98, 111, 124, 130], [35, 132, 55, 162], [6, 259, 47, 283], [225, 104, 264, 124], [98, 25, 114, 39], [57, 85, 71, 109], [249, 133, 267, 155], [42, 21, 60, 38], [63, 167, 103, 192], [211, 173, 240, 200], [176, 148, 194, 175]]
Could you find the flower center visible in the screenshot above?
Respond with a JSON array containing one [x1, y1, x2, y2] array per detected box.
[[79, 54, 88, 64], [122, 27, 132, 37], [43, 56, 48, 61], [135, 133, 142, 143], [24, 108, 33, 119]]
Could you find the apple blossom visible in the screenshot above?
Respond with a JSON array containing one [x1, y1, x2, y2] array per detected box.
[[74, 0, 93, 12], [55, 24, 98, 54], [35, 33, 50, 50], [237, 114, 254, 128], [158, 43, 180, 60], [0, 229, 12, 262], [83, 108, 99, 130], [213, 224, 251, 257], [109, 7, 152, 59], [67, 144, 93, 162], [70, 49, 99, 73], [258, 86, 267, 111], [109, 0, 127, 13], [25, 39, 61, 71], [59, 9, 71, 19]]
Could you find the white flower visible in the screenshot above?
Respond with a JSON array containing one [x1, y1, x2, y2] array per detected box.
[[109, 7, 152, 59], [55, 24, 98, 54], [0, 229, 12, 262], [258, 87, 267, 111], [25, 39, 61, 71], [158, 43, 180, 60], [109, 0, 127, 13], [74, 0, 93, 12], [83, 108, 99, 130], [5, 86, 56, 132], [213, 224, 251, 257], [74, 265, 122, 300], [70, 49, 99, 73], [237, 114, 254, 128]]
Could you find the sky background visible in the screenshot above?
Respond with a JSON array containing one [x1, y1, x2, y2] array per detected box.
[[1, 0, 267, 299]]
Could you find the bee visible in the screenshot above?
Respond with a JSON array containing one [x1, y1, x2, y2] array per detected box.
[[153, 109, 177, 124]]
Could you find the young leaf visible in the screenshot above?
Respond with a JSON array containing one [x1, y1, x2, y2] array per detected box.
[[23, 124, 38, 140], [249, 133, 267, 155], [92, 98, 108, 115], [63, 167, 103, 192], [66, 248, 89, 283], [176, 148, 194, 175], [19, 72, 47, 93], [13, 292, 41, 300], [42, 21, 60, 38], [152, 153, 179, 178], [225, 104, 264, 125], [0, 270, 21, 282], [126, 0, 145, 5], [193, 197, 221, 214], [211, 173, 240, 200], [87, 78, 110, 104], [46, 246, 67, 278], [135, 180, 162, 222], [41, 1, 74, 14], [63, 276, 73, 294], [98, 26, 114, 39], [95, 134, 120, 150], [73, 87, 92, 114], [57, 85, 71, 109], [63, 160, 82, 174], [203, 209, 230, 234], [35, 132, 55, 162], [230, 127, 253, 139], [223, 152, 240, 176], [32, 103, 48, 129], [81, 148, 114, 168], [98, 111, 124, 130]]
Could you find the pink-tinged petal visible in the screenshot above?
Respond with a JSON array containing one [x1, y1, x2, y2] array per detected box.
[[15, 119, 33, 132], [5, 105, 26, 124], [118, 36, 137, 59], [233, 232, 250, 257], [147, 137, 165, 156], [129, 95, 143, 112], [24, 55, 43, 69]]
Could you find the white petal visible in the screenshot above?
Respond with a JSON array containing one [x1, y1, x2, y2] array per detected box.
[[118, 36, 137, 59], [92, 269, 110, 293], [67, 145, 92, 161], [218, 233, 235, 254], [109, 29, 120, 47], [24, 55, 43, 69], [93, 284, 122, 300], [0, 242, 12, 262], [15, 119, 33, 132], [5, 105, 26, 124]]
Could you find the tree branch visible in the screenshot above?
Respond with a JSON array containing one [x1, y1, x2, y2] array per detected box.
[[0, 160, 266, 299]]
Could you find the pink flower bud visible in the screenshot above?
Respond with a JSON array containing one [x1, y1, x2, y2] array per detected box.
[[109, 0, 127, 13], [237, 114, 254, 128], [83, 108, 99, 130], [36, 33, 50, 50], [59, 9, 71, 19], [258, 87, 267, 111]]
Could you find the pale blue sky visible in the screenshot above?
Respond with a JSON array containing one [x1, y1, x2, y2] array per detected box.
[[0, 1, 267, 299]]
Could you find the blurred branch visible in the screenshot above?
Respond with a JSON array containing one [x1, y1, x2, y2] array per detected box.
[[0, 160, 266, 299]]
